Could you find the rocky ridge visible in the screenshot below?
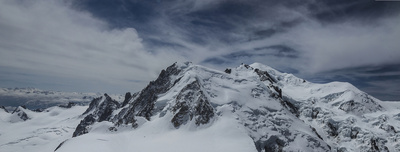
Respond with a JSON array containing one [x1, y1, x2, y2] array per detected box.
[[61, 62, 399, 152]]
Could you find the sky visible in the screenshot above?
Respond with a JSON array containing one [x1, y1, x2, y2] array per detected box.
[[0, 0, 399, 101]]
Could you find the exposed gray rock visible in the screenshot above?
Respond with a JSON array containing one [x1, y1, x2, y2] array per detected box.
[[171, 80, 215, 128], [11, 106, 30, 121], [72, 94, 120, 137]]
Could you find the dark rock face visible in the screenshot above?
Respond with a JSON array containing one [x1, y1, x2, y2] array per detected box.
[[11, 106, 30, 121], [82, 96, 103, 115], [224, 68, 231, 74], [18, 111, 29, 121], [271, 85, 282, 98], [73, 114, 96, 137], [54, 140, 67, 152], [193, 95, 214, 125], [253, 68, 302, 118], [72, 63, 189, 137], [312, 108, 320, 119], [254, 68, 276, 83], [350, 127, 360, 139], [327, 121, 339, 137], [97, 94, 120, 122], [121, 92, 132, 107], [112, 106, 137, 127], [255, 136, 294, 152], [264, 136, 285, 152], [171, 102, 190, 128], [0, 106, 8, 113], [72, 94, 120, 137], [118, 63, 183, 121], [312, 127, 324, 140], [370, 138, 389, 152], [171, 80, 215, 128]]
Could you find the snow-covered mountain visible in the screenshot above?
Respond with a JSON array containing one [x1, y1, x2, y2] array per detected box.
[[0, 87, 123, 110], [1, 62, 399, 152]]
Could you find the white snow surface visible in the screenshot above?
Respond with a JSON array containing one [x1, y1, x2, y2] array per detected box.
[[57, 112, 257, 152], [0, 106, 87, 152]]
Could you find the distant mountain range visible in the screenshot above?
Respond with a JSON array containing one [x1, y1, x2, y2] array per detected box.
[[1, 62, 399, 152], [0, 87, 124, 110]]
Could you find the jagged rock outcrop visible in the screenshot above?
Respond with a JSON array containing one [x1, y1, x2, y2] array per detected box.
[[171, 80, 215, 128], [73, 94, 120, 137], [254, 68, 277, 83], [121, 92, 132, 107], [130, 62, 183, 120], [224, 68, 231, 74], [72, 114, 96, 137], [111, 63, 185, 126], [72, 62, 218, 135], [11, 106, 30, 121], [1, 105, 8, 113]]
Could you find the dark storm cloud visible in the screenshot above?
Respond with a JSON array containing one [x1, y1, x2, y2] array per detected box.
[[308, 0, 400, 23], [202, 44, 299, 65], [72, 0, 309, 46], [309, 64, 400, 101], [74, 0, 400, 43]]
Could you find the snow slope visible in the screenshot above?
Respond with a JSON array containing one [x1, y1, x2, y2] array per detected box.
[[58, 112, 257, 152], [0, 106, 87, 152]]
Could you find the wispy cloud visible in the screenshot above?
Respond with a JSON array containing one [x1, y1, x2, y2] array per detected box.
[[0, 0, 184, 93]]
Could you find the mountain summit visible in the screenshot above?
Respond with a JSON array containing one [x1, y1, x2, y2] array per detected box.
[[1, 62, 398, 152], [59, 62, 399, 152]]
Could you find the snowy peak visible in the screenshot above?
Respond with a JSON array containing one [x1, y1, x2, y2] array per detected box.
[[245, 62, 385, 116], [73, 94, 121, 137], [54, 62, 400, 152], [11, 106, 30, 122], [65, 62, 329, 151]]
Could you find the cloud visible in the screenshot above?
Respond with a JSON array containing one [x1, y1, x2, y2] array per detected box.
[[68, 0, 400, 75], [286, 16, 400, 75], [305, 63, 400, 101], [0, 0, 184, 93], [191, 1, 400, 75], [1, 0, 399, 100], [364, 79, 400, 101]]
